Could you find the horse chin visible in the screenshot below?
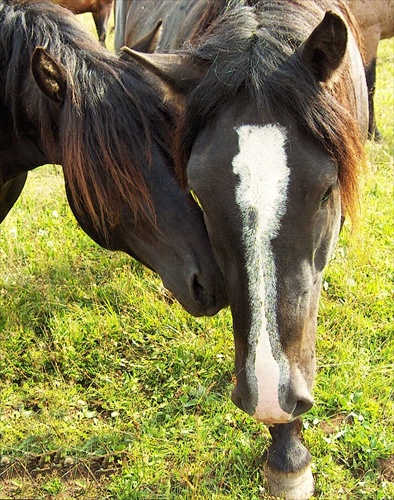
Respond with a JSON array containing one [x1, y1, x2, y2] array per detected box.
[[173, 294, 224, 318], [254, 414, 296, 425], [232, 387, 297, 424]]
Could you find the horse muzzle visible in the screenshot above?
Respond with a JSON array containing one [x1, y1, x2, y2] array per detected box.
[[231, 374, 314, 425]]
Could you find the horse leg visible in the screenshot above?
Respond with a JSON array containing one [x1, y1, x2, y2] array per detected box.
[[361, 26, 382, 142], [265, 418, 314, 500], [365, 58, 382, 141], [0, 173, 28, 224], [92, 7, 111, 46]]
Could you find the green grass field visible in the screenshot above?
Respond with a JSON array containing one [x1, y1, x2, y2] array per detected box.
[[0, 11, 393, 500]]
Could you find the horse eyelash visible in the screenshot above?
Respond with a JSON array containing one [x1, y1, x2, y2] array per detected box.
[[190, 189, 203, 209], [320, 186, 333, 205]]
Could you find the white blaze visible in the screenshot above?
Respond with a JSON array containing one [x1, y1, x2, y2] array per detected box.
[[232, 124, 292, 423]]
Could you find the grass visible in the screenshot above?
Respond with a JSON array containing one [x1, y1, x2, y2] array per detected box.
[[0, 11, 393, 500]]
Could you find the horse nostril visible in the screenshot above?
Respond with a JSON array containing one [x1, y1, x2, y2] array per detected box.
[[188, 273, 227, 316], [292, 396, 314, 417], [191, 273, 210, 304], [285, 369, 314, 418], [231, 392, 244, 412]]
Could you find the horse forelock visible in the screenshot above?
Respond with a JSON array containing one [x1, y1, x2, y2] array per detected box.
[[174, 0, 365, 221], [0, 0, 172, 238]]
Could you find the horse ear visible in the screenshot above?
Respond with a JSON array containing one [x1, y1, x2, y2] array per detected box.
[[121, 47, 207, 94], [31, 47, 67, 103], [299, 11, 348, 82], [123, 19, 163, 54]]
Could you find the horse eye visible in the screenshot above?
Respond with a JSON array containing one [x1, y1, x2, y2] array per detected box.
[[321, 186, 333, 206]]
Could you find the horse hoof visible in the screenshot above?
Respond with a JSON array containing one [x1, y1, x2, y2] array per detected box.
[[374, 129, 383, 143], [266, 464, 314, 500]]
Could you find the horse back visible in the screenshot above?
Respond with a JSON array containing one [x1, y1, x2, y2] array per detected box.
[[346, 0, 394, 62], [347, 0, 394, 39], [120, 0, 226, 52], [53, 0, 113, 15]]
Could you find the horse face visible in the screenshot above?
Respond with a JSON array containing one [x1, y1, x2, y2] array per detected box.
[[30, 48, 227, 318], [187, 99, 342, 423], [121, 158, 227, 318], [66, 147, 227, 318]]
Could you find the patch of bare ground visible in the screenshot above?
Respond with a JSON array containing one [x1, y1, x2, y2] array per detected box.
[[319, 413, 347, 434], [0, 450, 129, 498], [378, 455, 394, 482]]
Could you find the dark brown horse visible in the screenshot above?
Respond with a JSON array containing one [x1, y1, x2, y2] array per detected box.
[[0, 0, 227, 317], [346, 0, 394, 140], [117, 1, 368, 498], [51, 0, 113, 45]]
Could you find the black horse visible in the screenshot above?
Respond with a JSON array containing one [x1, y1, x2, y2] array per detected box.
[[118, 0, 368, 498], [0, 0, 226, 316]]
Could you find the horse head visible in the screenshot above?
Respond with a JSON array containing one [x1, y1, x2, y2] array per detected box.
[[0, 1, 227, 317], [124, 7, 367, 422]]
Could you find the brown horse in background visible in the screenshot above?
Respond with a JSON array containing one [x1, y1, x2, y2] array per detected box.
[[52, 0, 113, 45], [346, 0, 394, 140]]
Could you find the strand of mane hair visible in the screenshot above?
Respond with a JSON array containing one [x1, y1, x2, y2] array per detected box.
[[57, 63, 158, 240], [189, 0, 229, 44], [319, 0, 367, 224], [319, 85, 366, 225]]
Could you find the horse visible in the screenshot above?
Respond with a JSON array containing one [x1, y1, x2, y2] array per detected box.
[[0, 0, 227, 318], [50, 0, 113, 45], [118, 1, 368, 498], [346, 0, 394, 140]]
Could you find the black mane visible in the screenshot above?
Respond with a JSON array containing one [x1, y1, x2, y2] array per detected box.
[[181, 2, 320, 120], [175, 0, 364, 217], [0, 0, 172, 234]]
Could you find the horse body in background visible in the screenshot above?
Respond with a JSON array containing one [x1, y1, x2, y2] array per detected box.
[[0, 0, 227, 317], [119, 1, 368, 498], [346, 0, 394, 140], [51, 0, 113, 45]]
